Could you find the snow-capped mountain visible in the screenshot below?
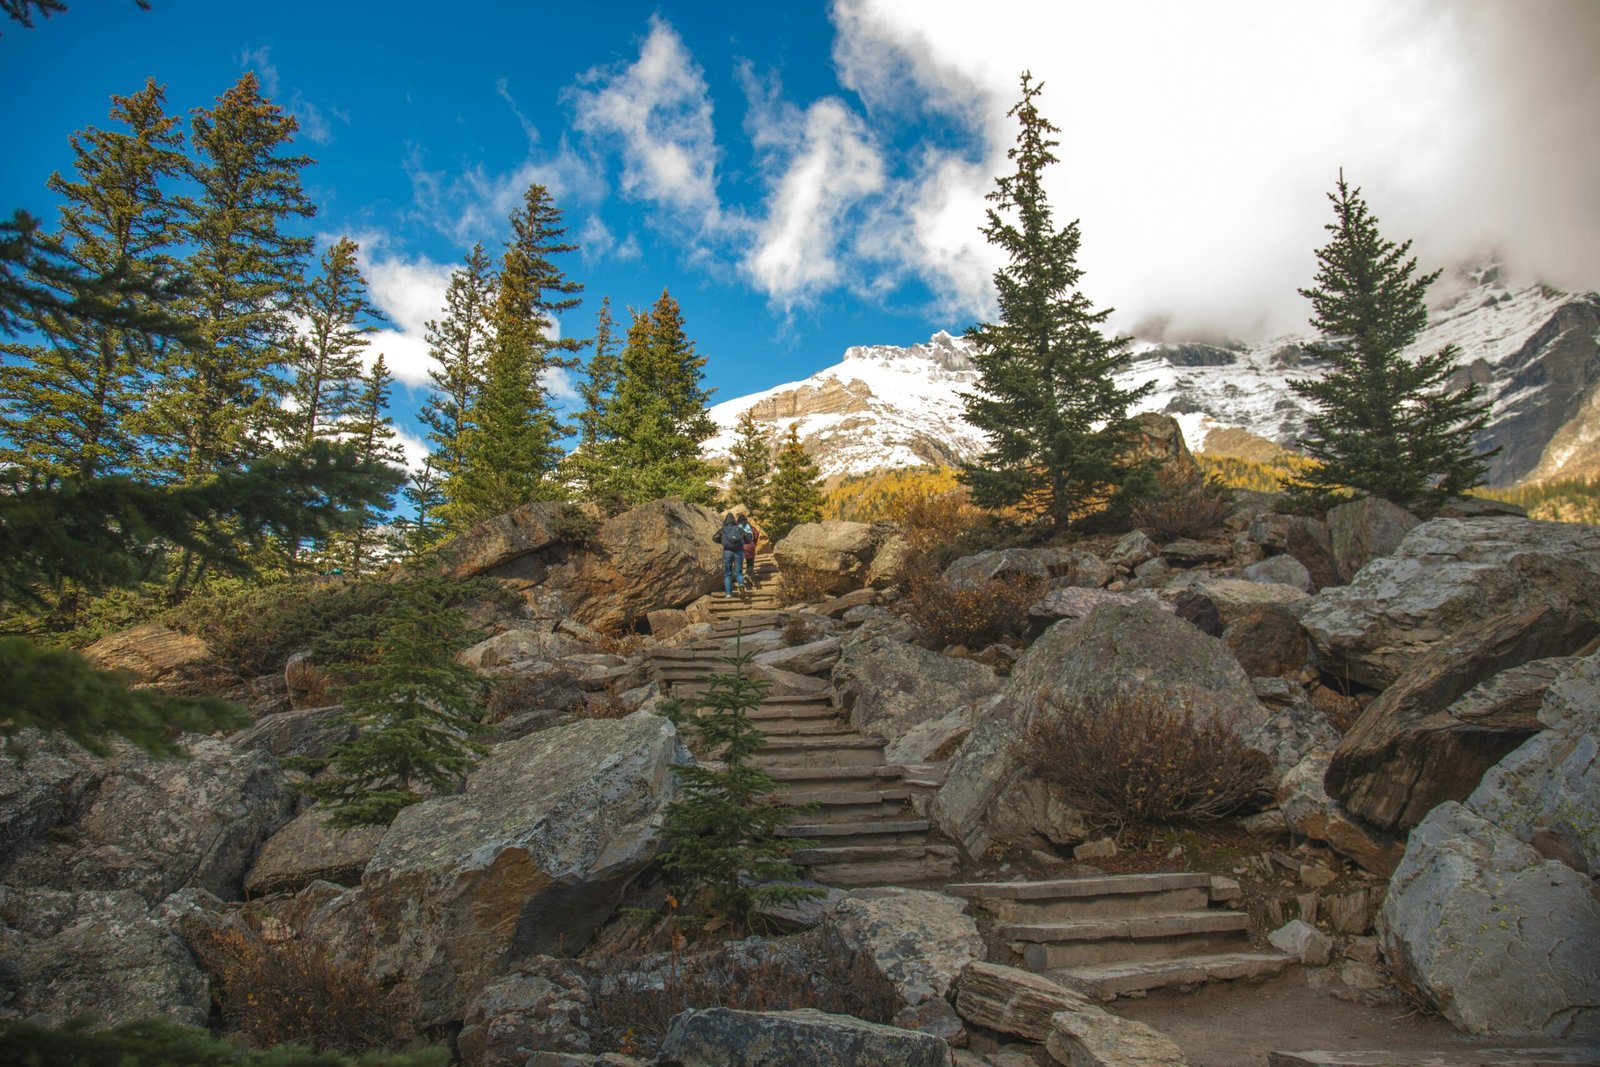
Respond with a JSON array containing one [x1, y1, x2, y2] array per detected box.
[[707, 265, 1600, 487]]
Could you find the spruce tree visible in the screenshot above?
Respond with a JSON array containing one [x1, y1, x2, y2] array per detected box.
[[960, 72, 1150, 526], [419, 243, 494, 506], [0, 79, 187, 482], [1290, 173, 1496, 503], [393, 456, 445, 559], [725, 409, 773, 516], [328, 354, 404, 575], [659, 645, 820, 925], [593, 290, 718, 507], [445, 185, 583, 524], [561, 295, 620, 504], [765, 424, 823, 540], [295, 574, 486, 828], [286, 237, 381, 450], [148, 71, 314, 481]]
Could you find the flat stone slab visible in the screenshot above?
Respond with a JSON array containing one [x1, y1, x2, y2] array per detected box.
[[1058, 951, 1293, 999], [999, 910, 1249, 943], [1269, 1051, 1600, 1067], [948, 873, 1213, 900], [780, 819, 931, 837]]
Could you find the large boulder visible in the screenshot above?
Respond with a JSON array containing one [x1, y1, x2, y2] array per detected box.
[[1166, 576, 1309, 627], [1247, 513, 1338, 591], [657, 1007, 955, 1067], [1379, 803, 1600, 1037], [833, 629, 1002, 746], [1045, 1007, 1190, 1066], [81, 622, 211, 686], [1278, 754, 1405, 875], [229, 704, 353, 760], [1224, 606, 1310, 680], [1124, 411, 1199, 482], [243, 808, 386, 898], [1325, 607, 1599, 832], [456, 957, 594, 1066], [353, 712, 683, 1026], [1301, 517, 1600, 689], [0, 886, 210, 1027], [1, 737, 294, 904], [943, 547, 1066, 590], [773, 521, 878, 595], [1326, 496, 1420, 584], [0, 732, 100, 869], [434, 500, 571, 579], [819, 888, 984, 1042]]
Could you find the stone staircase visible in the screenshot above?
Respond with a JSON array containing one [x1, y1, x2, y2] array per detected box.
[[948, 872, 1294, 1000], [645, 559, 958, 888]]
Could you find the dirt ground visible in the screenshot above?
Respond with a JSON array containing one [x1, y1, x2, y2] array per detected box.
[[1111, 969, 1600, 1067]]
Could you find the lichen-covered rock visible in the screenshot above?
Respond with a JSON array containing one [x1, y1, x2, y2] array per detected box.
[[943, 547, 1065, 589], [1027, 587, 1169, 626], [243, 807, 385, 897], [953, 961, 1091, 1042], [1224, 605, 1310, 680], [1167, 575, 1309, 626], [1278, 754, 1404, 875], [1045, 1007, 1189, 1066], [2, 737, 294, 903], [434, 500, 571, 578], [658, 1007, 955, 1067], [1106, 530, 1157, 570], [1242, 554, 1314, 593], [457, 957, 593, 1066], [774, 521, 878, 595], [833, 628, 1001, 746], [1242, 684, 1340, 778], [820, 887, 984, 1041], [355, 712, 683, 1026], [1326, 607, 1598, 832], [1378, 802, 1600, 1038], [1326, 496, 1420, 584], [1301, 517, 1600, 689], [229, 704, 353, 760], [0, 732, 100, 868], [0, 886, 210, 1027]]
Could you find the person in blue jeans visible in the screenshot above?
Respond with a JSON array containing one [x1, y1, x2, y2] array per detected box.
[[715, 512, 749, 596]]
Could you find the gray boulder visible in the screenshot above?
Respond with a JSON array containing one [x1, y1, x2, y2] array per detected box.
[[229, 704, 353, 760], [1105, 530, 1157, 569], [1242, 683, 1340, 778], [752, 636, 843, 676], [457, 957, 594, 1066], [243, 807, 385, 897], [1027, 587, 1169, 626], [1301, 517, 1600, 689], [833, 628, 1002, 746], [1326, 496, 1420, 583], [2, 736, 293, 903], [354, 712, 683, 1026], [1247, 512, 1338, 591], [0, 885, 210, 1027], [0, 732, 99, 868], [658, 1007, 955, 1067], [1165, 575, 1309, 626], [1045, 1007, 1190, 1066], [1379, 802, 1600, 1037], [819, 887, 984, 1042], [1242, 554, 1314, 593], [774, 521, 878, 595], [943, 547, 1064, 589]]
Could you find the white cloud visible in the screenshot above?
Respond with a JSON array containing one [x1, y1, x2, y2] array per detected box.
[[406, 141, 600, 246], [238, 45, 342, 146], [828, 0, 1600, 337], [238, 44, 280, 97], [541, 366, 580, 405], [351, 238, 454, 387], [741, 93, 886, 309], [570, 16, 724, 232], [580, 214, 642, 263], [393, 426, 431, 474]]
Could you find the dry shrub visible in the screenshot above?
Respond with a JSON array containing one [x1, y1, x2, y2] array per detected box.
[[1128, 467, 1232, 542], [585, 938, 896, 1057], [204, 922, 414, 1052], [885, 486, 986, 554], [1025, 690, 1271, 833], [485, 669, 583, 722], [574, 687, 632, 720], [777, 567, 835, 607], [903, 561, 1045, 648]]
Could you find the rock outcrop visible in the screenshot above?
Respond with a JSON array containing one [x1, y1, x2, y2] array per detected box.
[[773, 521, 878, 595], [243, 808, 385, 898], [832, 627, 1001, 749], [657, 1007, 955, 1067], [81, 623, 210, 686], [1325, 497, 1420, 584]]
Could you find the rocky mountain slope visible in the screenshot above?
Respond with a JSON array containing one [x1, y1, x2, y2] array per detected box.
[[707, 265, 1600, 487]]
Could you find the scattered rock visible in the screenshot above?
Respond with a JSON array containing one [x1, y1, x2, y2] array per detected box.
[[1225, 605, 1310, 679], [1268, 918, 1333, 966], [1106, 531, 1157, 570], [944, 547, 1065, 590], [1132, 557, 1171, 583], [752, 636, 843, 676], [1278, 754, 1404, 876], [1326, 497, 1420, 584], [774, 521, 878, 595], [1045, 1007, 1190, 1066], [1247, 513, 1337, 592], [1159, 539, 1231, 567], [1028, 587, 1169, 626], [243, 808, 385, 897], [1174, 576, 1310, 626], [457, 958, 593, 1067], [658, 1007, 955, 1067], [1073, 837, 1118, 861], [1299, 864, 1337, 890], [953, 961, 1092, 1042], [867, 533, 914, 587], [1242, 555, 1314, 593], [1242, 686, 1340, 778]]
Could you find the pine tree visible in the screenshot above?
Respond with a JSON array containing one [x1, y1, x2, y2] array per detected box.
[[328, 354, 404, 575], [960, 72, 1150, 526], [765, 424, 823, 540], [1289, 173, 1496, 503], [419, 243, 494, 507], [574, 294, 619, 448], [147, 71, 314, 481], [725, 409, 773, 516], [393, 455, 445, 559], [294, 574, 486, 828], [286, 237, 381, 449], [446, 185, 583, 524], [593, 290, 718, 507], [0, 79, 187, 482], [659, 645, 821, 925]]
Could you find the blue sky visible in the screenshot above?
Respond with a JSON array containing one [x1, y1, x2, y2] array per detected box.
[[5, 0, 1598, 468]]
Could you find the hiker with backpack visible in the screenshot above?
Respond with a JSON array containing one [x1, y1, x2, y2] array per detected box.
[[737, 513, 763, 589], [713, 512, 751, 597]]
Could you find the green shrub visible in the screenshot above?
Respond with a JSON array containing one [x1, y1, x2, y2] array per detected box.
[[0, 1017, 446, 1066]]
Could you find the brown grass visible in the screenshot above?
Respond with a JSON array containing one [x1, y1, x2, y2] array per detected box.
[[902, 561, 1046, 648], [1129, 467, 1232, 542], [1025, 690, 1271, 834]]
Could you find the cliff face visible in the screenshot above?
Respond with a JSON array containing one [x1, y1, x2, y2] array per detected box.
[[708, 266, 1600, 486]]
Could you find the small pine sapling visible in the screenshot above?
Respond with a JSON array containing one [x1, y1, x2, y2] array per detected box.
[[659, 637, 823, 926]]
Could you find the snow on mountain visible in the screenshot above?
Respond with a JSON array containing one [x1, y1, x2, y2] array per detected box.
[[708, 264, 1600, 485]]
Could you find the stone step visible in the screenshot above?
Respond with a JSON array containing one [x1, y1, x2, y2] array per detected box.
[[1268, 1050, 1600, 1067], [778, 819, 933, 847], [767, 789, 912, 822], [1054, 951, 1294, 1001], [794, 844, 961, 888], [748, 704, 843, 721], [753, 737, 885, 768], [755, 722, 856, 738], [1002, 910, 1253, 969], [764, 764, 910, 790], [950, 873, 1216, 923]]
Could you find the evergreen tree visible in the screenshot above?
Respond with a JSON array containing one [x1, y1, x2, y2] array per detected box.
[[294, 574, 486, 828], [286, 237, 381, 449], [0, 79, 187, 482], [418, 243, 494, 506], [147, 71, 314, 481], [765, 424, 823, 540], [574, 294, 619, 447], [328, 354, 404, 575], [960, 72, 1150, 526], [2, 1, 150, 35], [593, 289, 718, 507], [1289, 173, 1496, 503], [659, 645, 820, 925], [392, 455, 445, 559], [445, 185, 582, 524], [725, 409, 773, 516]]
